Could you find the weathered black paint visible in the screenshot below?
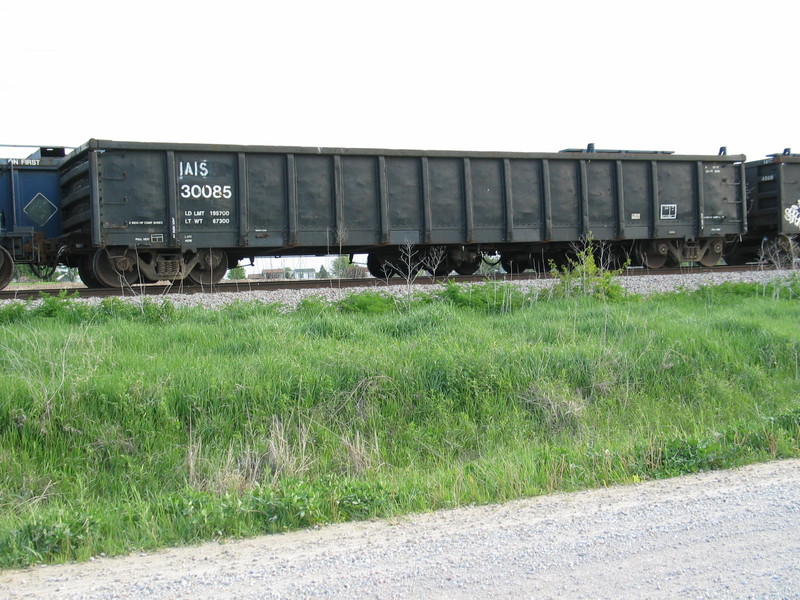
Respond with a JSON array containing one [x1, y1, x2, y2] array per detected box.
[[58, 140, 747, 259]]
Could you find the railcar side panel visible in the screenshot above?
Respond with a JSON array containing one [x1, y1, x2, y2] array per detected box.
[[386, 157, 423, 245], [548, 161, 581, 240], [340, 155, 380, 246], [507, 159, 542, 242], [701, 160, 743, 237], [428, 158, 465, 244], [470, 158, 505, 244], [585, 160, 616, 239], [654, 162, 695, 239], [175, 150, 239, 246], [246, 153, 287, 247], [619, 161, 651, 239], [294, 155, 333, 246]]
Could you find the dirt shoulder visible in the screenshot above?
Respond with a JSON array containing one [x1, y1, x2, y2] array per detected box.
[[3, 459, 799, 599]]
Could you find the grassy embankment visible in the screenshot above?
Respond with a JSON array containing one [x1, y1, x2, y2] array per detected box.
[[0, 267, 799, 568]]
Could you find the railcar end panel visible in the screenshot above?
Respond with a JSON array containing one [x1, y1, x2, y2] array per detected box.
[[780, 162, 800, 234], [97, 150, 169, 247]]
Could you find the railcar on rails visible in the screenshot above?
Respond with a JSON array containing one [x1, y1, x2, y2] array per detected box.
[[0, 140, 796, 291], [0, 147, 66, 288], [734, 150, 800, 267]]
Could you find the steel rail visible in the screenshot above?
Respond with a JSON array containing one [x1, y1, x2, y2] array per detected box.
[[0, 264, 771, 302]]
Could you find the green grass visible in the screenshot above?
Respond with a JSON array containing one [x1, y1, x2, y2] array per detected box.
[[0, 278, 799, 567]]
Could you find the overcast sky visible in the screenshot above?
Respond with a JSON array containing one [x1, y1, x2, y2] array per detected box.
[[2, 0, 797, 162]]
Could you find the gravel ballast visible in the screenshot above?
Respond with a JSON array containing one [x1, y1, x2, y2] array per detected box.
[[3, 269, 796, 312]]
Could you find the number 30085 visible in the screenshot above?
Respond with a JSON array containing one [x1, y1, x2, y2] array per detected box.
[[180, 184, 233, 200]]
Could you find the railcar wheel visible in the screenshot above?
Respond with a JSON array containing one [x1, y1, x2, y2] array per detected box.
[[390, 261, 420, 279], [454, 257, 481, 275], [424, 258, 453, 277], [78, 255, 102, 288], [698, 240, 723, 267], [92, 248, 139, 288], [637, 241, 668, 269], [367, 253, 390, 278], [420, 247, 452, 277], [187, 249, 227, 285], [0, 247, 14, 290], [639, 252, 666, 269], [389, 247, 422, 278], [455, 264, 480, 275]]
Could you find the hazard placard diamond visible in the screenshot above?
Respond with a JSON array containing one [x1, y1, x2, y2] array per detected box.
[[23, 193, 57, 226]]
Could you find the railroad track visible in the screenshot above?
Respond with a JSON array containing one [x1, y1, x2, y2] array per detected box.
[[0, 264, 769, 301]]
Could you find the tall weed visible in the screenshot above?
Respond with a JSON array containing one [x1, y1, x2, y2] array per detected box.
[[549, 237, 628, 300]]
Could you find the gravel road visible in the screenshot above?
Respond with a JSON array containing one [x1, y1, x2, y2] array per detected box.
[[2, 459, 799, 600]]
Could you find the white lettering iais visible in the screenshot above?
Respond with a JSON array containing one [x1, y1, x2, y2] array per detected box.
[[179, 161, 209, 178]]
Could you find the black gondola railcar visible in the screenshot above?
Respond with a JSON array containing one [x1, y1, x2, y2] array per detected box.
[[53, 140, 748, 286]]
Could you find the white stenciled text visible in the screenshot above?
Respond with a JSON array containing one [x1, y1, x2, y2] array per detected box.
[[180, 161, 209, 178], [180, 184, 233, 200]]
